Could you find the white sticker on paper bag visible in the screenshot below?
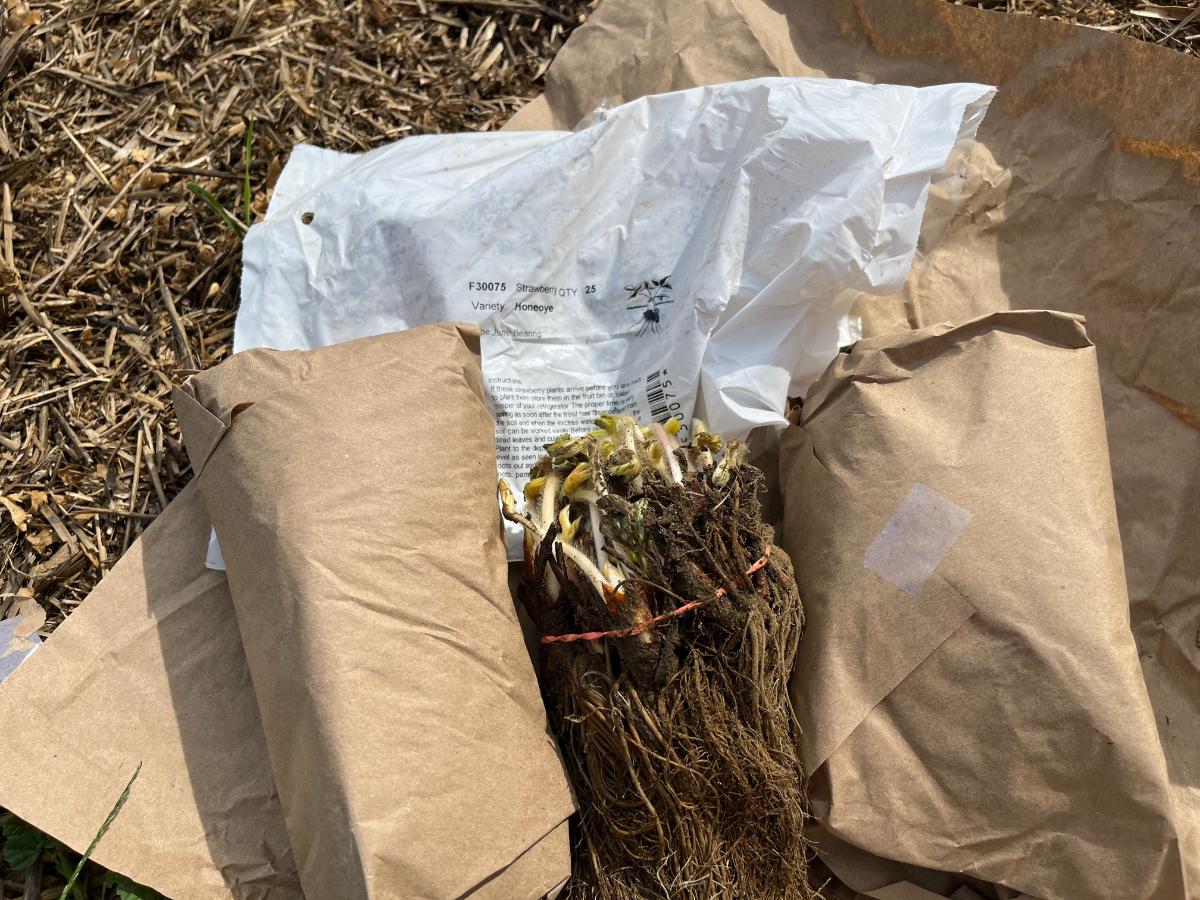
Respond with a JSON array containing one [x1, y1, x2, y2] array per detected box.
[[862, 484, 972, 594]]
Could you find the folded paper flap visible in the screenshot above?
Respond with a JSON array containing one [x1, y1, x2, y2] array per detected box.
[[188, 322, 482, 417], [175, 323, 483, 476], [823, 610, 1187, 900], [0, 481, 300, 900], [803, 310, 1092, 420], [808, 823, 1000, 900], [171, 382, 228, 475], [852, 309, 1091, 365], [781, 427, 976, 774]]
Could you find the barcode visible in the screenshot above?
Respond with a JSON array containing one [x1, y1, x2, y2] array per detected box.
[[646, 368, 670, 422]]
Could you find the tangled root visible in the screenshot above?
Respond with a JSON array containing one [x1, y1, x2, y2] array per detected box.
[[513, 435, 812, 899]]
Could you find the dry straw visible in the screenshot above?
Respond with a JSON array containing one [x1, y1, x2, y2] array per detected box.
[[0, 0, 594, 631]]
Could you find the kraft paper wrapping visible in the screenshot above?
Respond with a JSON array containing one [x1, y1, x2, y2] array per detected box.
[[779, 311, 1186, 899], [175, 324, 574, 899]]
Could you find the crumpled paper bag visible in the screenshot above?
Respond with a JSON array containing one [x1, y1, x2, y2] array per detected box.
[[173, 323, 573, 899], [778, 310, 1187, 900], [0, 327, 572, 900]]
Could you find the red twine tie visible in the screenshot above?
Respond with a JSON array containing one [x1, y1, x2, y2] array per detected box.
[[540, 546, 772, 645]]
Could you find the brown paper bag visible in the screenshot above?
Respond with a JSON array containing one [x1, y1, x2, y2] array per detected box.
[[173, 323, 573, 899], [0, 479, 300, 900], [0, 323, 574, 900], [778, 310, 1186, 899]]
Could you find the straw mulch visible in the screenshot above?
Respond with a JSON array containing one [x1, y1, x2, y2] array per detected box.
[[0, 0, 595, 634], [952, 0, 1200, 54]]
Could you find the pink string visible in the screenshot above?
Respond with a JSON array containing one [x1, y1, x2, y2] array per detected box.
[[540, 547, 772, 645]]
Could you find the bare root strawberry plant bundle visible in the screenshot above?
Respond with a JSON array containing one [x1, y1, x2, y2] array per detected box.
[[502, 415, 811, 899]]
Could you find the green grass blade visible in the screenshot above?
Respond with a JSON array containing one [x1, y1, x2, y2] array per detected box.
[[186, 182, 247, 238], [243, 114, 255, 227], [58, 762, 142, 900]]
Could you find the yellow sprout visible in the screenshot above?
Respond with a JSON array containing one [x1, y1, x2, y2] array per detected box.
[[712, 440, 748, 486], [664, 418, 682, 436], [563, 462, 593, 494], [558, 506, 581, 543], [607, 455, 641, 479], [498, 478, 541, 537], [546, 433, 593, 463], [523, 476, 547, 504]]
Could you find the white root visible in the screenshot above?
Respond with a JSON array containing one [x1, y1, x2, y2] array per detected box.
[[651, 422, 684, 485], [539, 470, 561, 533], [588, 499, 609, 573], [559, 540, 612, 597]]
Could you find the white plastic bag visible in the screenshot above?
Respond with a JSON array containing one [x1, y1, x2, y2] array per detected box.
[[214, 77, 992, 565]]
